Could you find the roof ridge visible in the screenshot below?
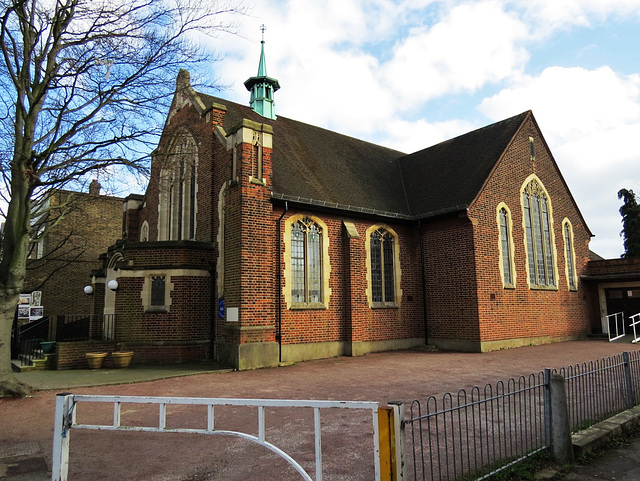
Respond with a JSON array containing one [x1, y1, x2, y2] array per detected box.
[[196, 91, 407, 157]]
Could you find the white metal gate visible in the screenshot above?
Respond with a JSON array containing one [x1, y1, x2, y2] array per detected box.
[[51, 393, 384, 481]]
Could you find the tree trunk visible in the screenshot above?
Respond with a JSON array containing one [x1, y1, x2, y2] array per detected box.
[[0, 145, 35, 397], [0, 291, 32, 397]]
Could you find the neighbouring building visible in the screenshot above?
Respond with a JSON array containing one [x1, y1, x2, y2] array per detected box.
[[584, 257, 640, 335], [79, 40, 609, 370], [23, 181, 124, 317]]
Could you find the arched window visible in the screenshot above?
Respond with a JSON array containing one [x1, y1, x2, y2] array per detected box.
[[497, 204, 515, 288], [158, 131, 197, 241], [563, 219, 578, 291], [291, 217, 323, 304], [366, 225, 401, 307], [140, 221, 149, 242], [370, 228, 395, 303], [522, 178, 556, 288]]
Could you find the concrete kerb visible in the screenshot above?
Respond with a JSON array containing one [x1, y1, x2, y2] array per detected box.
[[13, 362, 233, 391], [572, 405, 640, 457]]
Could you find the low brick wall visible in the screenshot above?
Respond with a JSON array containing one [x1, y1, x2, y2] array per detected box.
[[128, 342, 209, 364], [56, 341, 116, 370], [55, 340, 209, 369]]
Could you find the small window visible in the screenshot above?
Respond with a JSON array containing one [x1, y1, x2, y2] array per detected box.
[[151, 276, 166, 306], [140, 221, 149, 242], [142, 274, 172, 313], [497, 205, 515, 288], [563, 220, 577, 291], [529, 136, 535, 161]]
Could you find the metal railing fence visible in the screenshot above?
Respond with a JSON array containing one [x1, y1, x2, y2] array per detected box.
[[407, 373, 547, 481], [406, 348, 640, 481], [54, 314, 116, 341], [11, 316, 50, 363], [558, 353, 634, 432], [16, 338, 45, 366], [52, 394, 383, 481], [631, 313, 640, 344], [606, 311, 625, 341]]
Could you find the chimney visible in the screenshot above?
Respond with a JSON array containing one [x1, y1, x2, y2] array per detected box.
[[89, 179, 101, 195]]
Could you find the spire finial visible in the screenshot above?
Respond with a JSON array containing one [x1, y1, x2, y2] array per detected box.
[[244, 24, 280, 120]]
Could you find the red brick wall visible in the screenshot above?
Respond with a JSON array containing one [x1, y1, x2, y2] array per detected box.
[[142, 99, 218, 244], [588, 258, 640, 276], [56, 340, 206, 369], [421, 215, 481, 342], [218, 130, 277, 344], [273, 211, 425, 346], [469, 115, 592, 343], [56, 341, 116, 369]]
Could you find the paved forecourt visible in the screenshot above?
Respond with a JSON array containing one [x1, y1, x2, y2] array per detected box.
[[2, 339, 640, 480]]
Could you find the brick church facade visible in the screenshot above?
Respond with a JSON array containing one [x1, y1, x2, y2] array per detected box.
[[86, 43, 596, 369]]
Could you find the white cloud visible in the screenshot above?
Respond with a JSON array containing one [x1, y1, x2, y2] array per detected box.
[[382, 1, 529, 108], [514, 0, 640, 36], [479, 65, 640, 258], [199, 0, 640, 258], [479, 66, 640, 165], [212, 0, 532, 138], [379, 118, 478, 153]]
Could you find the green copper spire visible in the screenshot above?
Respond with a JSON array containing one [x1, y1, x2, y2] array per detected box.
[[244, 25, 280, 120], [257, 38, 268, 77]]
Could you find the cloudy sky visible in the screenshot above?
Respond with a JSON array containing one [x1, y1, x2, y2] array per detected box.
[[200, 0, 640, 259]]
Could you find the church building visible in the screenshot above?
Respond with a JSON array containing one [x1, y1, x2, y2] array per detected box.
[[87, 40, 594, 369]]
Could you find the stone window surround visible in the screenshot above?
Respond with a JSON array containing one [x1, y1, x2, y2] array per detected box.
[[520, 174, 558, 291], [132, 268, 210, 314], [157, 128, 199, 241], [140, 221, 149, 242], [283, 213, 331, 310], [365, 224, 402, 308], [562, 218, 578, 291], [141, 272, 174, 313], [496, 202, 517, 289]]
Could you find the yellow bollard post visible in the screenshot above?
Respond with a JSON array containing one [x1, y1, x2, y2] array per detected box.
[[378, 406, 396, 481]]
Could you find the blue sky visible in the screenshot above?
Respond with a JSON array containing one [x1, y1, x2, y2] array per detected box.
[[197, 0, 640, 259]]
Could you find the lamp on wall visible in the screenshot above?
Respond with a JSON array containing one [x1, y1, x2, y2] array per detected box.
[[83, 285, 94, 295], [108, 280, 119, 291]]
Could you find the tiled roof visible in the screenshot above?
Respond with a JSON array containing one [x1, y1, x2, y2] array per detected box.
[[199, 93, 528, 220], [399, 111, 529, 218]]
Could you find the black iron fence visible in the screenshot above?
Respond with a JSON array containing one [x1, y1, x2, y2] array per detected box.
[[407, 373, 548, 481], [406, 349, 640, 481], [558, 352, 635, 432], [12, 314, 117, 364]]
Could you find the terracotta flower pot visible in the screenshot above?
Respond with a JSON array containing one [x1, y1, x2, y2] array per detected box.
[[86, 352, 107, 369], [112, 351, 134, 369]]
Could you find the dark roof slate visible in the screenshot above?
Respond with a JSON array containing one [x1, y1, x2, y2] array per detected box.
[[399, 111, 529, 218], [201, 94, 409, 216], [198, 93, 529, 220]]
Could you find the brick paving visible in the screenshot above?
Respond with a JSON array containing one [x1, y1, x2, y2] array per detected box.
[[2, 340, 640, 480]]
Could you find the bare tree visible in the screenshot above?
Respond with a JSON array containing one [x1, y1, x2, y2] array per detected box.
[[0, 0, 244, 396]]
